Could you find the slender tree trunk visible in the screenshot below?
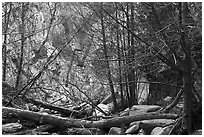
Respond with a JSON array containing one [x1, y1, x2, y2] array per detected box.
[[2, 3, 12, 82], [122, 22, 130, 108], [122, 12, 131, 108], [130, 3, 137, 105], [15, 3, 26, 90], [100, 3, 119, 112], [126, 3, 136, 107], [126, 3, 132, 107], [179, 2, 192, 134], [115, 3, 124, 108]]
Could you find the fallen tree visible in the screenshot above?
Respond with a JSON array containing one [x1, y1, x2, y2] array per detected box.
[[24, 97, 82, 117], [3, 107, 178, 129]]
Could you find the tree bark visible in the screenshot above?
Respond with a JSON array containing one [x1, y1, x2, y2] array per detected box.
[[3, 107, 178, 129], [2, 3, 12, 82], [179, 2, 193, 134], [115, 3, 124, 108], [129, 2, 137, 105], [100, 3, 119, 112], [15, 3, 26, 91], [24, 97, 82, 117], [126, 3, 137, 107]]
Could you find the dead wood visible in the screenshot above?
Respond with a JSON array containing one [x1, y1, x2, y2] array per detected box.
[[162, 89, 183, 113], [24, 97, 82, 117], [3, 107, 178, 129]]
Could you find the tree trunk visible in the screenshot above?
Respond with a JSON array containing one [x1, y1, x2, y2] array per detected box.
[[24, 97, 82, 117], [130, 3, 137, 105], [15, 3, 26, 91], [2, 3, 12, 82], [127, 3, 136, 106], [121, 12, 130, 108], [100, 3, 119, 112], [179, 2, 193, 134], [115, 3, 124, 108], [3, 107, 178, 129], [126, 3, 132, 107]]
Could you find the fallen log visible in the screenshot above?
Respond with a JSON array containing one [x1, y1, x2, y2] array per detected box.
[[3, 107, 178, 129], [24, 97, 82, 117]]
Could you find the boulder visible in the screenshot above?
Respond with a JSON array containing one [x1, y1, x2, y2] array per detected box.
[[130, 121, 140, 127], [125, 124, 140, 134], [139, 119, 174, 134], [108, 127, 122, 135], [129, 105, 161, 116], [93, 104, 110, 117], [150, 125, 173, 135], [150, 127, 164, 135], [119, 108, 130, 116], [192, 129, 202, 135], [2, 123, 22, 133]]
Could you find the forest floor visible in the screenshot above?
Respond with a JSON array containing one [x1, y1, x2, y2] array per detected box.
[[2, 96, 202, 135]]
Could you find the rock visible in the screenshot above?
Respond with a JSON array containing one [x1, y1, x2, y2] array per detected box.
[[150, 127, 164, 135], [131, 105, 161, 111], [80, 129, 92, 135], [161, 125, 173, 135], [150, 125, 173, 135], [125, 124, 140, 134], [120, 108, 130, 116], [192, 129, 202, 135], [2, 123, 22, 133], [108, 127, 122, 135], [139, 119, 174, 134], [129, 105, 161, 116], [93, 104, 110, 116], [130, 121, 140, 127], [138, 129, 146, 135]]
